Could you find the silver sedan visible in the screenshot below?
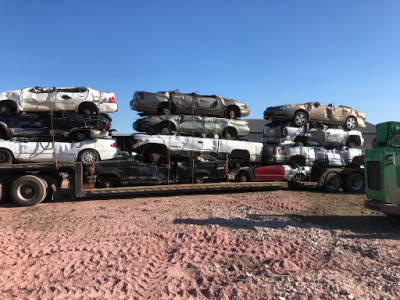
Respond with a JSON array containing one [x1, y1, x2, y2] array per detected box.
[[133, 115, 250, 139]]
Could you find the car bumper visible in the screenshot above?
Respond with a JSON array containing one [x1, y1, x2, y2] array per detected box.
[[98, 103, 118, 113], [240, 107, 250, 117]]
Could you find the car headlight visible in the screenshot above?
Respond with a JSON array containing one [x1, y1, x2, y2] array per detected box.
[[279, 105, 292, 110]]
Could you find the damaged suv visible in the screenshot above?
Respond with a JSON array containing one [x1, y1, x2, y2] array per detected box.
[[133, 115, 250, 139], [0, 112, 112, 141], [0, 86, 117, 115], [130, 90, 250, 119]]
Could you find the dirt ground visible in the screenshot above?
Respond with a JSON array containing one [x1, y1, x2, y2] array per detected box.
[[1, 188, 399, 299]]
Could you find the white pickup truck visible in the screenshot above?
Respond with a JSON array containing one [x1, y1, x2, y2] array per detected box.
[[133, 133, 263, 164]]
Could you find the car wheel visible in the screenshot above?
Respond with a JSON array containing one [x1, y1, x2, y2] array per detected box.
[[227, 108, 236, 119], [162, 107, 171, 115], [148, 148, 161, 163], [323, 173, 342, 193], [160, 127, 171, 135], [344, 116, 357, 130], [344, 173, 364, 193], [74, 131, 88, 142], [96, 175, 114, 188], [194, 175, 204, 184], [292, 173, 306, 182], [237, 173, 249, 182], [294, 137, 307, 147], [0, 149, 13, 164], [347, 140, 357, 148], [0, 104, 12, 115], [292, 111, 307, 127], [78, 150, 98, 165], [10, 175, 47, 206]]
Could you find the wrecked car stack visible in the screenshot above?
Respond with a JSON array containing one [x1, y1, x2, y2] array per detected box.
[[262, 101, 366, 168], [0, 86, 118, 164]]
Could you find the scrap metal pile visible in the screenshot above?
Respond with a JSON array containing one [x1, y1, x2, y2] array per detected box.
[[0, 87, 367, 190]]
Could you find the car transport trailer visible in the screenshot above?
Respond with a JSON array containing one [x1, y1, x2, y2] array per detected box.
[[0, 162, 289, 206], [0, 162, 365, 207]]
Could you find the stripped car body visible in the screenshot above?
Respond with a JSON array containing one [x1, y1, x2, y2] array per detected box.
[[133, 115, 250, 139], [262, 122, 364, 148], [133, 133, 263, 164], [0, 112, 111, 141], [130, 90, 250, 119], [0, 87, 117, 115], [263, 102, 366, 130], [0, 138, 118, 164]]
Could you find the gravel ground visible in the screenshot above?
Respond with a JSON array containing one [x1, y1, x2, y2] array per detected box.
[[0, 189, 399, 299]]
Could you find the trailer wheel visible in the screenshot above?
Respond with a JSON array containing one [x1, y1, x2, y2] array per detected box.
[[0, 177, 6, 203], [10, 175, 47, 206], [344, 173, 365, 193], [323, 173, 342, 193]]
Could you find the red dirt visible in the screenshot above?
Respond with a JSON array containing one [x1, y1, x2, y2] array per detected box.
[[1, 190, 399, 299]]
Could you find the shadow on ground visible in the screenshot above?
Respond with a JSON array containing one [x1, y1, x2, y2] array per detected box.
[[174, 214, 400, 240]]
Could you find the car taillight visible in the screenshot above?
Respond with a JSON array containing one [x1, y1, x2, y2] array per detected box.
[[103, 124, 110, 130], [273, 146, 277, 155], [111, 143, 116, 147], [282, 127, 288, 136], [108, 96, 115, 103]]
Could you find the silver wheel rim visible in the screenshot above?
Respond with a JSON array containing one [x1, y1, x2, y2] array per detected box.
[[295, 113, 306, 125], [18, 183, 38, 201], [346, 118, 356, 129], [81, 152, 95, 164]]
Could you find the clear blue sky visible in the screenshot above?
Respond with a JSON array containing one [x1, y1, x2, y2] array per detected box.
[[1, 0, 399, 133]]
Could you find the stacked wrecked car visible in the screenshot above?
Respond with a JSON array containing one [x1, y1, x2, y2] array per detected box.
[[129, 90, 266, 183], [262, 101, 365, 168], [0, 87, 118, 164]]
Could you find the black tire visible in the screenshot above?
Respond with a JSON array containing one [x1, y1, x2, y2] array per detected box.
[[344, 116, 357, 130], [0, 103, 14, 115], [292, 173, 306, 183], [292, 111, 307, 127], [0, 177, 6, 203], [74, 131, 88, 142], [0, 127, 9, 140], [0, 149, 13, 164], [10, 175, 47, 206], [222, 128, 237, 140], [323, 173, 342, 193], [96, 175, 116, 188], [344, 173, 365, 193], [78, 150, 99, 165]]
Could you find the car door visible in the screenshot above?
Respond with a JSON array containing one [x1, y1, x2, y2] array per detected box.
[[308, 102, 328, 122], [203, 117, 216, 136], [21, 88, 54, 111], [179, 115, 205, 135], [171, 94, 196, 114], [54, 88, 88, 111], [16, 140, 54, 162], [324, 128, 345, 146], [196, 96, 224, 117]]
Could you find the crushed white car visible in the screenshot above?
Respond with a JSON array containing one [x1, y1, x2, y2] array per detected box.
[[262, 144, 364, 167], [0, 87, 117, 115], [133, 133, 263, 164], [263, 122, 364, 148], [0, 138, 118, 164]]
